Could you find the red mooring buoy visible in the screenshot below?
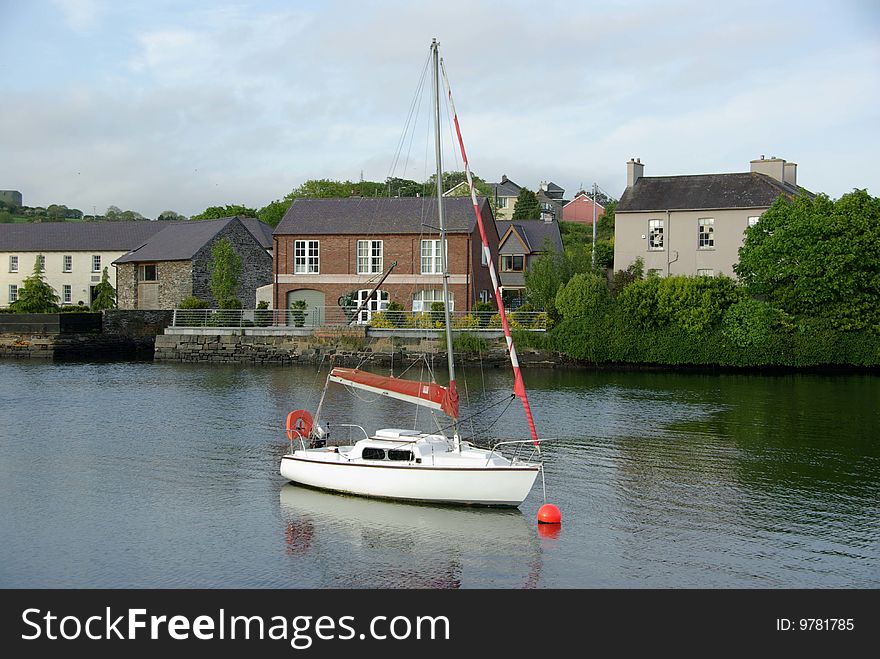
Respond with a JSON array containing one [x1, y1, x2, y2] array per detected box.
[[537, 503, 562, 525]]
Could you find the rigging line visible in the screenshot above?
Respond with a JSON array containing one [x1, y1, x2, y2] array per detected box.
[[387, 49, 431, 184], [439, 52, 541, 449], [433, 392, 515, 436]]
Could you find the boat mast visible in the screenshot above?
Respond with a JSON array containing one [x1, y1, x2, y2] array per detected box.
[[432, 38, 460, 450], [439, 54, 540, 450]]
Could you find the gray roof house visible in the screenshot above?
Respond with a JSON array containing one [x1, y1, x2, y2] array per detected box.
[[113, 216, 273, 309], [1, 220, 176, 308], [495, 218, 563, 307], [614, 156, 810, 278], [488, 175, 522, 220]]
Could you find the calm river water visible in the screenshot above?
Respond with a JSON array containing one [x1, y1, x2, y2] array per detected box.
[[0, 360, 877, 588]]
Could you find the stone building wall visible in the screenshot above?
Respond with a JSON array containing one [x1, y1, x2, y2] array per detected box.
[[191, 219, 272, 307], [158, 261, 193, 308]]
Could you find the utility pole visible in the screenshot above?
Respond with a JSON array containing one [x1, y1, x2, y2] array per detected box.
[[591, 182, 598, 269]]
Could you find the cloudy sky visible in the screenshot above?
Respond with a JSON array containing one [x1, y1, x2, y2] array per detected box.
[[2, 0, 878, 218]]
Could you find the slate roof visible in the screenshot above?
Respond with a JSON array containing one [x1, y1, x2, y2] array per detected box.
[[540, 181, 565, 200], [617, 172, 806, 212], [0, 221, 172, 252], [239, 217, 274, 248], [497, 219, 563, 253], [114, 217, 272, 263], [489, 176, 522, 198], [274, 197, 488, 235]]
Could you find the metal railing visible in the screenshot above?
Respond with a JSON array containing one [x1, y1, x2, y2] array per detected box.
[[170, 306, 548, 330]]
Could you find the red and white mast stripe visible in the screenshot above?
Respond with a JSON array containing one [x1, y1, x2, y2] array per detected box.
[[440, 58, 540, 449]]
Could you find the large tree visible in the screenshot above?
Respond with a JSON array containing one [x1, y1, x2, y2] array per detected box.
[[91, 267, 116, 311], [158, 210, 188, 221], [208, 238, 242, 308], [192, 204, 257, 220], [511, 187, 541, 219], [735, 190, 880, 331], [257, 200, 291, 228], [9, 256, 59, 313]]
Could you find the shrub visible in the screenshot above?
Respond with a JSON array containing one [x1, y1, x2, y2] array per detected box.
[[289, 299, 308, 327], [555, 272, 611, 322], [255, 300, 272, 327], [430, 301, 446, 326], [473, 301, 494, 327], [453, 332, 489, 353], [385, 301, 406, 327], [722, 298, 781, 349], [179, 297, 210, 309], [368, 312, 395, 328], [452, 313, 480, 329]]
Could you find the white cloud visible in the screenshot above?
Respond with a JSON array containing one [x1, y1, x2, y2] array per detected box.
[[52, 0, 100, 31]]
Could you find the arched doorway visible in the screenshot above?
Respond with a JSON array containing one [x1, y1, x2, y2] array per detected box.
[[286, 289, 326, 327]]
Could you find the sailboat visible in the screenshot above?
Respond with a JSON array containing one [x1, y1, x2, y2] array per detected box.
[[279, 39, 545, 506]]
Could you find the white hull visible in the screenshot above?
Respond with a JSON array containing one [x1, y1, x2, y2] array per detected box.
[[280, 451, 540, 507]]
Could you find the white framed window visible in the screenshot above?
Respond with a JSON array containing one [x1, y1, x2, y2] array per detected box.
[[481, 246, 488, 266], [356, 239, 383, 274], [421, 239, 443, 274], [648, 219, 664, 250], [294, 240, 320, 274], [497, 197, 508, 209], [697, 269, 714, 277], [698, 218, 714, 249], [37, 255, 45, 272], [62, 284, 72, 303], [9, 255, 18, 273], [412, 289, 453, 312], [354, 288, 389, 323], [92, 255, 101, 272], [647, 268, 663, 278], [748, 216, 760, 227], [479, 289, 489, 303], [8, 284, 17, 304], [63, 255, 72, 272], [501, 254, 524, 272]]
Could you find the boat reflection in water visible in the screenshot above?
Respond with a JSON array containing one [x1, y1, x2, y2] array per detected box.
[[279, 484, 543, 588]]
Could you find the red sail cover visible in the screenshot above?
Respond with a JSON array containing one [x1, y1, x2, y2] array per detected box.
[[329, 368, 459, 419]]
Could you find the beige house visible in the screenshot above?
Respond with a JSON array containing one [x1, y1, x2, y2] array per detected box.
[[1, 222, 173, 308], [614, 156, 808, 278]]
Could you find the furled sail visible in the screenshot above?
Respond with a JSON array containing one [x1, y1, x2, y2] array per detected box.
[[328, 367, 459, 419]]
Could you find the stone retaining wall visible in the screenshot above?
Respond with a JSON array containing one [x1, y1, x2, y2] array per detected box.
[[154, 331, 561, 367], [0, 333, 153, 360]]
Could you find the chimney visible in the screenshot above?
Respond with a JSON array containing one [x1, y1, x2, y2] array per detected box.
[[626, 158, 644, 188], [501, 174, 508, 183], [750, 155, 786, 183], [783, 162, 797, 186]]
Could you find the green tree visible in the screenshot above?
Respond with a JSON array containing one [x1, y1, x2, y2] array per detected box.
[[90, 267, 116, 311], [735, 190, 880, 331], [192, 204, 257, 220], [257, 200, 290, 228], [385, 177, 424, 197], [555, 272, 611, 322], [511, 188, 541, 219], [9, 256, 59, 313], [158, 210, 188, 221], [208, 238, 242, 308]]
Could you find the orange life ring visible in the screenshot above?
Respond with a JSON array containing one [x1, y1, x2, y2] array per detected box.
[[286, 409, 313, 440]]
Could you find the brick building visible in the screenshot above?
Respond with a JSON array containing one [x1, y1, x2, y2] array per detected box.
[[272, 197, 500, 322]]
